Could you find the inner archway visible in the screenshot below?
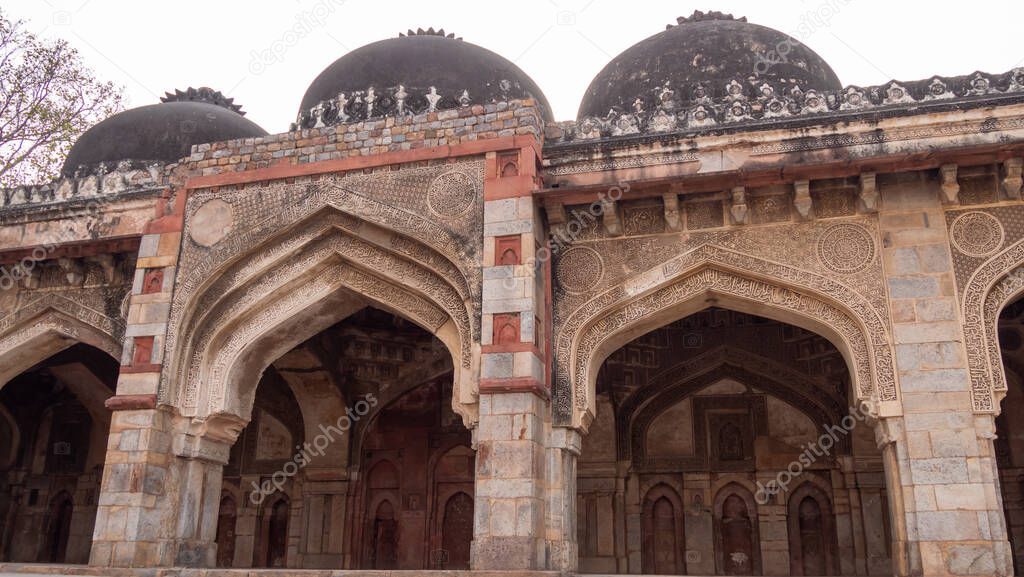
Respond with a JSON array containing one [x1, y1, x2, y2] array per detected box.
[[576, 307, 891, 575], [995, 298, 1024, 574], [0, 343, 117, 563], [212, 306, 474, 570]]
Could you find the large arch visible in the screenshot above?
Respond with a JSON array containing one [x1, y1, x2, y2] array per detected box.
[[0, 302, 123, 389], [554, 244, 896, 429], [161, 206, 479, 427]]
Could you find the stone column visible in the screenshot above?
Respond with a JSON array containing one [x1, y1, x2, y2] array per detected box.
[[472, 140, 562, 570], [89, 407, 236, 567], [546, 427, 581, 571], [878, 179, 1013, 576]]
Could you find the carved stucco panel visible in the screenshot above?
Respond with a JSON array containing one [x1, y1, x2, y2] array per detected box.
[[553, 243, 895, 426]]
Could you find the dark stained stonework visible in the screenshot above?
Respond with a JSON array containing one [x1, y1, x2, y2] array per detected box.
[[295, 31, 553, 128], [577, 11, 842, 119], [61, 93, 267, 177]]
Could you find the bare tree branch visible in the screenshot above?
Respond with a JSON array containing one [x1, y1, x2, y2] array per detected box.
[[0, 9, 124, 187]]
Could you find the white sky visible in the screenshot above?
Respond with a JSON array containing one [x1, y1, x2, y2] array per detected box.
[[6, 0, 1024, 133]]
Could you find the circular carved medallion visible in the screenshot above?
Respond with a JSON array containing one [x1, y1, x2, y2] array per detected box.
[[190, 198, 234, 247], [950, 211, 1004, 257], [427, 170, 476, 218], [556, 246, 604, 294], [816, 223, 875, 274]]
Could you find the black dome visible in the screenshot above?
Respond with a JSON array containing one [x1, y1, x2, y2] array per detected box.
[[298, 30, 553, 121], [62, 89, 267, 176], [578, 11, 842, 119]]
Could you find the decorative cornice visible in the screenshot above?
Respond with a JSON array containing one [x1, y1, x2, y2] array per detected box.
[[293, 83, 512, 130], [548, 67, 1024, 144]]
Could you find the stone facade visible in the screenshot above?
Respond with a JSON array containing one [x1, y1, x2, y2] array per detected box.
[[3, 19, 1024, 577]]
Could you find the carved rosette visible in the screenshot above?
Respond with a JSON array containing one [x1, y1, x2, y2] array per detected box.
[[950, 211, 1005, 258], [816, 223, 876, 274], [555, 246, 605, 294]]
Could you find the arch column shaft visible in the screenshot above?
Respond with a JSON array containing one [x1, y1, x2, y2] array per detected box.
[[879, 195, 1012, 576], [89, 407, 230, 567], [471, 147, 576, 570]]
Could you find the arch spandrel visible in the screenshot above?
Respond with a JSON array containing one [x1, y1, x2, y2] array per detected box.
[[946, 205, 1024, 413], [553, 243, 896, 430], [162, 166, 484, 428]]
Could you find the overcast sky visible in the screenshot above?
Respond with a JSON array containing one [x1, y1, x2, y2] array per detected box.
[[7, 0, 1024, 133]]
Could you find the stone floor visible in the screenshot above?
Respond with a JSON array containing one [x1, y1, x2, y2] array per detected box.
[[0, 566, 565, 577], [0, 567, 847, 577]]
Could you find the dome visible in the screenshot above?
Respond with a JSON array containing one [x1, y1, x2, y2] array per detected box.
[[296, 28, 552, 126], [62, 87, 267, 176], [577, 11, 842, 119]]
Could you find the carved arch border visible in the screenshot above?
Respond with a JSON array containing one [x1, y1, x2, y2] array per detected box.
[[961, 238, 1024, 412], [162, 207, 478, 425], [555, 244, 895, 429], [0, 296, 124, 388], [623, 348, 850, 466]]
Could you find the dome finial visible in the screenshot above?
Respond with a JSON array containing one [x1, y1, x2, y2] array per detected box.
[[667, 10, 747, 29], [398, 27, 462, 40], [160, 87, 246, 115]]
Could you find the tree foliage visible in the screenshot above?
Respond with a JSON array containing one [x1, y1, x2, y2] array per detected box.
[[0, 9, 124, 187]]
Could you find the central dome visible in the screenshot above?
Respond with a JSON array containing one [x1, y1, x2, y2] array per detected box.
[[578, 11, 842, 119], [298, 29, 552, 124]]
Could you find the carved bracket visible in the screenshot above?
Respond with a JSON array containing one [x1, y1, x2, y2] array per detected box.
[[730, 186, 748, 225], [546, 201, 567, 236], [57, 258, 85, 287], [940, 164, 960, 204], [793, 180, 812, 220], [663, 193, 683, 232], [1004, 158, 1023, 199], [601, 199, 623, 236], [858, 172, 879, 213]]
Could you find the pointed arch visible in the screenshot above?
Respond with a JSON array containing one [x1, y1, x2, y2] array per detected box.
[[960, 238, 1024, 412], [787, 481, 839, 576], [0, 303, 122, 389], [161, 205, 479, 426], [554, 244, 895, 429], [621, 346, 850, 464]]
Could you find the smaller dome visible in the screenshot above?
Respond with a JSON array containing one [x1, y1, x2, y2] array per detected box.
[[296, 29, 552, 126], [578, 11, 842, 119], [62, 87, 267, 176]]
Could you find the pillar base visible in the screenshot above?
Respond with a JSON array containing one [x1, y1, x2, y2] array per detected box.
[[471, 536, 542, 570]]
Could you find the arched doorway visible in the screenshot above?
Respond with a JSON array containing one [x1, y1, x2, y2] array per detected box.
[[787, 483, 838, 576], [43, 492, 74, 563], [256, 495, 289, 568], [0, 343, 116, 563], [206, 305, 472, 570], [574, 307, 891, 575], [371, 500, 398, 569], [641, 484, 685, 574], [215, 495, 237, 567], [356, 360, 475, 570], [715, 488, 759, 576], [440, 492, 473, 570], [995, 298, 1024, 573]]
